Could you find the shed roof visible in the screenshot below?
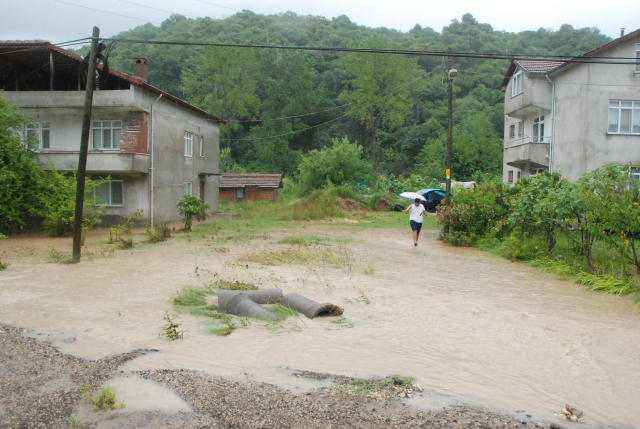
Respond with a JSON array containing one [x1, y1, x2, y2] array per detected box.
[[0, 41, 225, 123], [516, 60, 565, 72], [220, 174, 283, 188]]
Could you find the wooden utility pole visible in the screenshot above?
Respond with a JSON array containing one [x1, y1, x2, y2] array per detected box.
[[444, 49, 454, 234], [72, 27, 100, 263]]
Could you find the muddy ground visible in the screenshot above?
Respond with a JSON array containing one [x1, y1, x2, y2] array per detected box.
[[1, 216, 637, 428], [1, 324, 543, 429]]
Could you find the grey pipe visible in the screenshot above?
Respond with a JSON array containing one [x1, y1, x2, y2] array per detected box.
[[281, 293, 344, 319], [218, 289, 283, 308], [218, 292, 279, 320]]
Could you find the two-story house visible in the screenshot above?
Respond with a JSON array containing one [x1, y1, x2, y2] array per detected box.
[[0, 41, 224, 225], [501, 29, 640, 183]]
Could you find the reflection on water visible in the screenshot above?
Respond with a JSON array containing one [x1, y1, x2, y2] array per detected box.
[[1, 229, 639, 427]]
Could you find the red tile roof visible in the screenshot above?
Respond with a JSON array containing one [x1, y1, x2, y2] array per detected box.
[[0, 41, 225, 123], [220, 174, 283, 188], [515, 60, 565, 72]]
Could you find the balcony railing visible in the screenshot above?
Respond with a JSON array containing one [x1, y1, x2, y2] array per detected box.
[[505, 136, 550, 149]]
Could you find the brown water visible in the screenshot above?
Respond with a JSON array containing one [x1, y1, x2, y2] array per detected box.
[[1, 228, 639, 427]]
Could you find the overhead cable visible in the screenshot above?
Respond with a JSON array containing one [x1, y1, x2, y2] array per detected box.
[[51, 0, 163, 25], [103, 38, 640, 64]]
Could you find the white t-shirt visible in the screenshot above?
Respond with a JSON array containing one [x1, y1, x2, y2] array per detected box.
[[407, 203, 426, 223]]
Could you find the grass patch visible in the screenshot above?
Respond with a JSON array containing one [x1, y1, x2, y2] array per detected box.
[[243, 246, 318, 265], [45, 246, 72, 264], [268, 302, 300, 319], [330, 375, 417, 402], [91, 386, 124, 411], [173, 287, 216, 307], [361, 260, 375, 275], [527, 258, 639, 296], [345, 290, 371, 304], [330, 316, 354, 328], [278, 236, 306, 245], [159, 311, 184, 340]]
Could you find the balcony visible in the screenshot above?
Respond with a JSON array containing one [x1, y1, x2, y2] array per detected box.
[[504, 78, 552, 119], [504, 137, 550, 169], [40, 151, 150, 174]]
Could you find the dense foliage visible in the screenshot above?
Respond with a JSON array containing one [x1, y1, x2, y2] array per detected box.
[[438, 166, 640, 279], [99, 12, 610, 182], [0, 93, 103, 236]]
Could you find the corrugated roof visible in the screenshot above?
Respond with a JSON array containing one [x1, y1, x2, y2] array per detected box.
[[515, 60, 565, 72], [0, 41, 225, 123], [220, 174, 283, 188]]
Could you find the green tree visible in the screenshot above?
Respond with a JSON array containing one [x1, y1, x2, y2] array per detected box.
[[297, 137, 372, 193], [177, 195, 210, 230], [0, 93, 44, 232], [182, 43, 260, 169], [338, 34, 421, 172]]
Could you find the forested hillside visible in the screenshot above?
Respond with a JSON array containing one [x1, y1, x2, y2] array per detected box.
[[100, 12, 610, 181]]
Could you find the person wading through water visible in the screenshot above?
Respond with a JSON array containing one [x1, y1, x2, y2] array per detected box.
[[404, 198, 431, 246]]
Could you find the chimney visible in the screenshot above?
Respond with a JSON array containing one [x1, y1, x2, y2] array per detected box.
[[132, 57, 148, 82], [621, 28, 625, 37]]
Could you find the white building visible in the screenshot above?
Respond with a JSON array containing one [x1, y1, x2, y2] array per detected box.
[[501, 29, 640, 183], [0, 41, 224, 225]]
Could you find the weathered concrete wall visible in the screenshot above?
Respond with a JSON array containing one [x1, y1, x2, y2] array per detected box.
[[6, 85, 221, 224], [552, 36, 640, 181]]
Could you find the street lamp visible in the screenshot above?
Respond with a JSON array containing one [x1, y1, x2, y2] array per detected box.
[[445, 68, 456, 208]]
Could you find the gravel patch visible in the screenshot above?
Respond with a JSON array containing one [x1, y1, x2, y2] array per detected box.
[[1, 324, 561, 429]]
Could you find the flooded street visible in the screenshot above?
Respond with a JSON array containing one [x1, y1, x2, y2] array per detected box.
[[1, 225, 639, 428]]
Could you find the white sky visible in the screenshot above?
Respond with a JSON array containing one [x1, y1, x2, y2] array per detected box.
[[2, 0, 638, 43]]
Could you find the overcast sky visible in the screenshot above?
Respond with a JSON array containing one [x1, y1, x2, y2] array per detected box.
[[2, 0, 638, 44]]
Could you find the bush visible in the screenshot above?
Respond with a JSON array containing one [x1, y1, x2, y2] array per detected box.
[[177, 195, 210, 230], [437, 179, 510, 245], [108, 209, 143, 248], [145, 219, 171, 243], [297, 136, 372, 194]]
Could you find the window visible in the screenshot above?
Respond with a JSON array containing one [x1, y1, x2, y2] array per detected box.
[[533, 116, 545, 142], [184, 182, 192, 196], [199, 137, 204, 157], [235, 188, 244, 199], [92, 121, 121, 150], [184, 132, 193, 157], [509, 124, 515, 139], [517, 170, 521, 180], [94, 181, 123, 206], [512, 72, 523, 97], [636, 44, 640, 72], [608, 101, 640, 134], [530, 168, 545, 177], [518, 121, 523, 137], [25, 122, 50, 149], [508, 170, 514, 183]]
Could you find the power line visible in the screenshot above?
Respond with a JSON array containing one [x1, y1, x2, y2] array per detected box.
[[102, 38, 640, 64], [51, 0, 163, 25], [112, 0, 199, 20], [227, 66, 442, 141], [191, 0, 241, 12]]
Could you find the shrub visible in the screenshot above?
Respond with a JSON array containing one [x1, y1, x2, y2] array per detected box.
[[177, 195, 210, 230], [145, 219, 171, 243], [297, 137, 373, 194], [437, 179, 510, 245], [108, 209, 143, 248]]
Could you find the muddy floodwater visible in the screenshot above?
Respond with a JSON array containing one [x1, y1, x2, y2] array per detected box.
[[1, 224, 639, 428]]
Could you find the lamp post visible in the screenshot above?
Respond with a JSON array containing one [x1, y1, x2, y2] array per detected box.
[[443, 53, 456, 235], [444, 67, 457, 207]]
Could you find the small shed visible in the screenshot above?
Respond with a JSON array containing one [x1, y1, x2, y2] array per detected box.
[[219, 174, 283, 202]]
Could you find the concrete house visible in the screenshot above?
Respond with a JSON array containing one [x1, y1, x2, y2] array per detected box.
[[219, 174, 283, 202], [501, 29, 640, 183], [0, 41, 224, 224]]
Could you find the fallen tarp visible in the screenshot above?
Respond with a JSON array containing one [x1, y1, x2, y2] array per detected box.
[[218, 291, 279, 320], [281, 293, 344, 319]]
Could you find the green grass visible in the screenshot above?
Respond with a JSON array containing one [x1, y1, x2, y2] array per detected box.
[[173, 287, 216, 307], [242, 246, 318, 265], [268, 302, 300, 319], [329, 374, 416, 402]]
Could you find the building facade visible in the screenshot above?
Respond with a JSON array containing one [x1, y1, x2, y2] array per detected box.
[[501, 29, 640, 183], [1, 41, 224, 224], [219, 174, 283, 202]]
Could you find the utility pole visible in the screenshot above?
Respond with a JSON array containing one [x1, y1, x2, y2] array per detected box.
[[72, 27, 100, 263], [444, 48, 457, 233]]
